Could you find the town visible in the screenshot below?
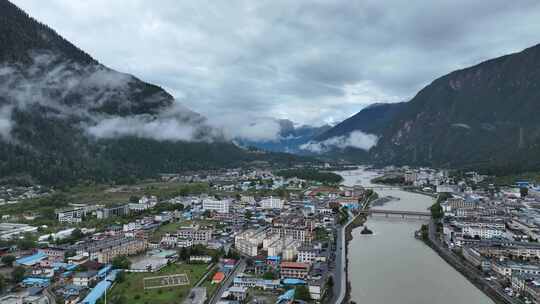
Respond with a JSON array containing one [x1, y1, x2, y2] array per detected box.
[[0, 166, 371, 304], [377, 166, 540, 304]]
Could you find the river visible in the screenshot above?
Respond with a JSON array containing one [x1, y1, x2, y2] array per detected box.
[[339, 167, 493, 304]]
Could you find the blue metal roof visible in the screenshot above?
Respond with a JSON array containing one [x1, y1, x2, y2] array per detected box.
[[98, 265, 112, 277], [277, 289, 295, 303], [81, 270, 119, 304], [16, 252, 47, 266], [22, 277, 49, 287], [282, 278, 306, 285]]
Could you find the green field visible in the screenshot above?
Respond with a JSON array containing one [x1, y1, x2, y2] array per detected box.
[[102, 263, 209, 304]]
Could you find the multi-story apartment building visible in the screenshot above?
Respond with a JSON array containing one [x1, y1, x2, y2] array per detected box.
[[202, 198, 230, 214], [235, 228, 268, 256], [297, 247, 318, 264], [96, 204, 130, 219], [492, 262, 540, 278], [72, 237, 147, 263], [56, 207, 86, 223], [462, 221, 505, 239], [280, 261, 309, 279], [260, 197, 284, 209], [161, 226, 212, 247], [271, 217, 314, 243], [178, 227, 213, 244]]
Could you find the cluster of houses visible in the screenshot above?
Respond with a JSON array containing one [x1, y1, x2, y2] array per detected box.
[[438, 177, 540, 302], [0, 167, 367, 304], [0, 185, 50, 208]]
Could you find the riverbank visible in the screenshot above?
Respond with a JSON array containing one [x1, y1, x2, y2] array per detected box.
[[340, 192, 377, 304]]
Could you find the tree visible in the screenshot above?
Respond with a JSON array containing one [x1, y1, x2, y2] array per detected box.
[[179, 247, 190, 261], [262, 271, 276, 280], [245, 210, 253, 220], [520, 187, 529, 198], [295, 285, 312, 301], [129, 196, 140, 204], [116, 271, 126, 283], [71, 228, 84, 240], [0, 274, 5, 293], [326, 276, 334, 289], [1, 255, 16, 267], [112, 256, 131, 270], [11, 266, 26, 283]]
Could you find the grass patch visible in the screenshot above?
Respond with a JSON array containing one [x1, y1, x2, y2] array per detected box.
[[103, 263, 209, 304]]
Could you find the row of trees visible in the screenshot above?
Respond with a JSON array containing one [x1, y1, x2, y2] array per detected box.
[[276, 169, 343, 185]]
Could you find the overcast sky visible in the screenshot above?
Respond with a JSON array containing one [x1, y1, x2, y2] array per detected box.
[[12, 0, 540, 127]]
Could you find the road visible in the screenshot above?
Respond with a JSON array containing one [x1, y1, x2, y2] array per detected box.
[[428, 220, 516, 304], [331, 209, 359, 304], [209, 259, 246, 304]]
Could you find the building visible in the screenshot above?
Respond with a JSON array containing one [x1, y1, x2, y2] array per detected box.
[[202, 198, 230, 214], [235, 229, 268, 257], [462, 224, 504, 239], [72, 237, 147, 263], [73, 271, 98, 287], [297, 248, 318, 264], [271, 217, 314, 243], [183, 287, 207, 304], [260, 197, 284, 209], [461, 247, 491, 272], [0, 223, 38, 240], [129, 196, 158, 212], [492, 262, 540, 278], [56, 207, 86, 223], [96, 205, 129, 219], [178, 226, 213, 245], [280, 261, 310, 279]]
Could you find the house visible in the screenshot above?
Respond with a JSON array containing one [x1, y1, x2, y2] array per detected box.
[[56, 207, 86, 224], [228, 286, 248, 301], [280, 262, 310, 279], [212, 272, 225, 284], [202, 198, 231, 214], [96, 205, 129, 219], [184, 287, 207, 304], [73, 271, 98, 287]]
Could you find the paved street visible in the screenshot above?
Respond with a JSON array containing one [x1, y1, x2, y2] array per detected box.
[[209, 259, 247, 304]]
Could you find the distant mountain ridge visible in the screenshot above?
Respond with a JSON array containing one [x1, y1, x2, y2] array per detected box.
[[238, 119, 331, 153], [315, 102, 406, 141]]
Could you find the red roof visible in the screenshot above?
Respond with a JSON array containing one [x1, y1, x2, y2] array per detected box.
[[280, 262, 309, 269], [212, 272, 225, 282]]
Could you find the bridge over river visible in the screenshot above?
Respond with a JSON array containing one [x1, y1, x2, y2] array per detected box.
[[358, 209, 432, 219]]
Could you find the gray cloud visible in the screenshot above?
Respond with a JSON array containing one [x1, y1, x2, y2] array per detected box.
[[10, 0, 540, 129]]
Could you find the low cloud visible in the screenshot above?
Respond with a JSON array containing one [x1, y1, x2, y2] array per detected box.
[[0, 106, 13, 140], [208, 115, 283, 142], [0, 52, 215, 143], [300, 130, 378, 153], [87, 115, 197, 141]]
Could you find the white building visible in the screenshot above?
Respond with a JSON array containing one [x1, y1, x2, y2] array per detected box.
[[462, 224, 504, 239], [56, 208, 85, 224], [202, 198, 230, 214], [235, 229, 267, 256], [260, 197, 284, 209]]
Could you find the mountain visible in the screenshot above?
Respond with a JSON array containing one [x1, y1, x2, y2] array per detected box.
[[238, 119, 331, 154], [315, 102, 406, 141], [371, 43, 540, 173], [0, 0, 307, 186]]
